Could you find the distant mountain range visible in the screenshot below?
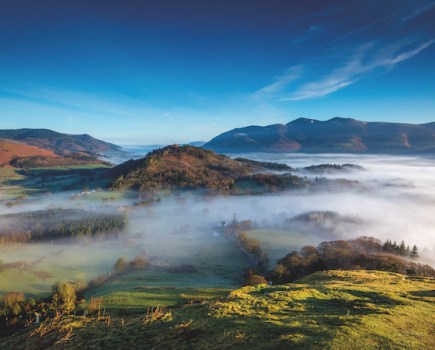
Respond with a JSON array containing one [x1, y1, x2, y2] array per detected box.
[[204, 117, 435, 153], [0, 128, 120, 156]]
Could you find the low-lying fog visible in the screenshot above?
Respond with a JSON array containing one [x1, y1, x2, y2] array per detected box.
[[1, 152, 434, 296]]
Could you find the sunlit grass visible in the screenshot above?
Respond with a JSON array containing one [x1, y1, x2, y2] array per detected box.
[[2, 270, 433, 349]]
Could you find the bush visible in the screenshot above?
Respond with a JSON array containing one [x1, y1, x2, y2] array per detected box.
[[130, 255, 149, 270], [52, 282, 77, 313], [244, 274, 268, 286], [114, 256, 128, 273], [3, 292, 25, 315]]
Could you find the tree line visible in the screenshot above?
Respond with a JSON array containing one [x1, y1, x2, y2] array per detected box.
[[0, 209, 127, 246], [271, 237, 433, 284], [219, 217, 269, 272]]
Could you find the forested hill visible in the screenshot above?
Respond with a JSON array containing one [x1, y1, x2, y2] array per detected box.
[[0, 128, 120, 156], [109, 145, 258, 191], [204, 117, 435, 153]]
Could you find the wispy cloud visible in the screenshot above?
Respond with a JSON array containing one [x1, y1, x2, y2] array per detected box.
[[253, 0, 435, 103], [257, 38, 434, 102], [253, 66, 302, 99], [286, 39, 434, 101], [402, 1, 435, 22]]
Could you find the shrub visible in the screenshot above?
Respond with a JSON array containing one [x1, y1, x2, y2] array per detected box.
[[244, 274, 268, 286], [114, 256, 129, 273], [51, 282, 77, 313], [130, 255, 149, 270]]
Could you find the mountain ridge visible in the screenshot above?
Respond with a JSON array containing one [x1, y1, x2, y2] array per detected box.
[[204, 117, 435, 153], [0, 128, 120, 156]]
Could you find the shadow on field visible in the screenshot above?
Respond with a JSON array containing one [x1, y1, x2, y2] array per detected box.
[[408, 289, 435, 302], [4, 167, 111, 192], [408, 289, 435, 297], [302, 289, 404, 318]]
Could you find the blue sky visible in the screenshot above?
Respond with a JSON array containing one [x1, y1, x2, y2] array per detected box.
[[0, 0, 434, 145]]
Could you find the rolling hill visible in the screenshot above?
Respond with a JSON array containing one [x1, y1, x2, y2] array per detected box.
[[0, 139, 59, 167], [110, 145, 258, 191], [0, 129, 120, 156], [1, 270, 433, 349], [204, 117, 435, 153], [109, 145, 356, 193]]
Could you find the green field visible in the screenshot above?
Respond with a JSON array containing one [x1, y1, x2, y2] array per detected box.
[[0, 224, 251, 309], [82, 231, 251, 312], [29, 164, 111, 171], [0, 164, 110, 200], [85, 280, 231, 313], [0, 242, 143, 298], [0, 168, 30, 200]]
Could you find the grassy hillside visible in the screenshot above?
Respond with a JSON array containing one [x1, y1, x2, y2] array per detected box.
[[2, 270, 434, 349], [0, 164, 111, 200]]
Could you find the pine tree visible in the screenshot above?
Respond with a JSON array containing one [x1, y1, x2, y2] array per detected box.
[[393, 241, 399, 254], [383, 239, 392, 253], [399, 240, 406, 256], [410, 245, 419, 259]]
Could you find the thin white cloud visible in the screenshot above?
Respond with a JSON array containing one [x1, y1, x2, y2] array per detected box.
[[388, 39, 434, 64], [322, 3, 421, 49], [402, 1, 435, 22], [278, 39, 434, 101], [253, 66, 302, 99]]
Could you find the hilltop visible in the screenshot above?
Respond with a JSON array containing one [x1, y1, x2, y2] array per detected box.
[[109, 145, 312, 193], [110, 145, 258, 191], [204, 117, 435, 153], [1, 270, 433, 349]]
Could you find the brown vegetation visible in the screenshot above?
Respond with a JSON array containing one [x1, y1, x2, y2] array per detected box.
[[110, 145, 257, 191], [243, 271, 268, 286], [0, 139, 58, 167]]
